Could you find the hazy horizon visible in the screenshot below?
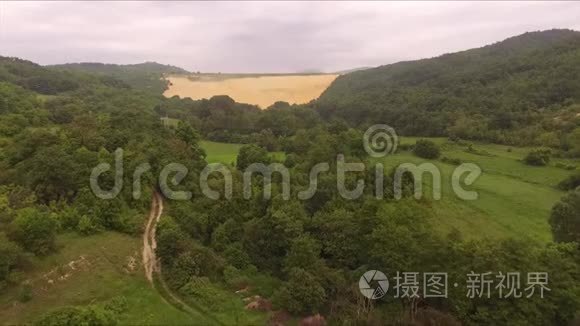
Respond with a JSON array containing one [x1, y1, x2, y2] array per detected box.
[[1, 1, 580, 73]]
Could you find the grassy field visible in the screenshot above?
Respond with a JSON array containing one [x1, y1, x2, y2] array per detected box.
[[0, 232, 194, 325], [164, 74, 338, 108], [201, 141, 243, 164], [387, 138, 578, 242], [201, 140, 285, 164]]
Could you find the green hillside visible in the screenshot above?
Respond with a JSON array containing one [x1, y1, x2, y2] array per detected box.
[[317, 29, 580, 148], [50, 62, 189, 94]]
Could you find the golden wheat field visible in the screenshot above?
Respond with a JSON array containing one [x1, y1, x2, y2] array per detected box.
[[163, 74, 338, 108]]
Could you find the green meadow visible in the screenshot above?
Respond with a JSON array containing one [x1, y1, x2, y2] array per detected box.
[[0, 233, 194, 325], [388, 138, 578, 242], [201, 140, 285, 164]]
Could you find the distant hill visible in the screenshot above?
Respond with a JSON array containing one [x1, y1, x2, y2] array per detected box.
[[0, 56, 85, 94], [50, 61, 189, 75], [50, 61, 190, 93], [333, 66, 373, 75], [317, 29, 580, 142]]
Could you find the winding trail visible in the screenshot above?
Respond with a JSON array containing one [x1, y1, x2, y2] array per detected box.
[[143, 192, 162, 282], [142, 192, 224, 325]]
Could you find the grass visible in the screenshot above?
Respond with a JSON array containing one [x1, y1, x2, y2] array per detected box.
[[0, 226, 273, 325], [0, 232, 194, 325], [387, 138, 579, 242], [36, 94, 58, 102], [161, 117, 180, 128], [201, 141, 243, 164], [201, 140, 285, 165]]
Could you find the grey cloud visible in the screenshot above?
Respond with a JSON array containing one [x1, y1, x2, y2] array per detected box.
[[1, 1, 579, 73]]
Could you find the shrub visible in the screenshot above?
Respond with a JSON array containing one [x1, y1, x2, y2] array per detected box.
[[179, 277, 229, 309], [35, 305, 117, 326], [223, 265, 250, 289], [0, 232, 25, 289], [524, 149, 551, 166], [103, 296, 128, 315], [18, 283, 33, 302], [413, 139, 440, 159], [558, 173, 580, 191], [284, 153, 298, 168], [11, 208, 57, 256], [77, 215, 99, 235], [441, 156, 462, 165], [398, 143, 414, 152], [272, 268, 326, 315], [236, 144, 270, 170], [466, 144, 494, 157], [549, 188, 580, 243], [555, 162, 577, 171]]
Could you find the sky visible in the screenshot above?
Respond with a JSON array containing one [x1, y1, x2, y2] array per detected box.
[[1, 1, 579, 73]]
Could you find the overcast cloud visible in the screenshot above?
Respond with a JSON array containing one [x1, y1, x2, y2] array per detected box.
[[1, 1, 579, 73]]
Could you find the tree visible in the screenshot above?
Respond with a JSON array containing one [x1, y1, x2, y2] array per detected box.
[[176, 121, 206, 161], [558, 172, 580, 191], [549, 188, 580, 243], [236, 144, 270, 170], [17, 145, 81, 203], [0, 232, 24, 289], [524, 149, 551, 166], [312, 208, 362, 268], [283, 235, 323, 273], [413, 139, 441, 159], [243, 201, 307, 272], [156, 218, 187, 265], [272, 268, 326, 315], [566, 128, 580, 157], [11, 208, 57, 256]]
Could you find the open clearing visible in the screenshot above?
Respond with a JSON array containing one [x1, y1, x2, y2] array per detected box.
[[164, 74, 338, 108], [201, 140, 285, 164], [384, 138, 578, 242]]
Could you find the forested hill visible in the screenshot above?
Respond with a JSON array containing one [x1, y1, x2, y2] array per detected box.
[[317, 29, 580, 142], [0, 56, 90, 95], [50, 61, 189, 75], [49, 61, 190, 93]]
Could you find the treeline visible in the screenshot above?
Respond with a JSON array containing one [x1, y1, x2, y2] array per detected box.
[[159, 95, 321, 150], [50, 61, 189, 94]]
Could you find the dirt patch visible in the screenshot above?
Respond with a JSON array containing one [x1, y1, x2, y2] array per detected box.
[[243, 295, 272, 312], [36, 255, 91, 292], [125, 252, 138, 273]]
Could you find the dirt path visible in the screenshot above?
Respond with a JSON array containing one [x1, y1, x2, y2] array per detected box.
[[142, 192, 224, 325], [143, 192, 162, 282]]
